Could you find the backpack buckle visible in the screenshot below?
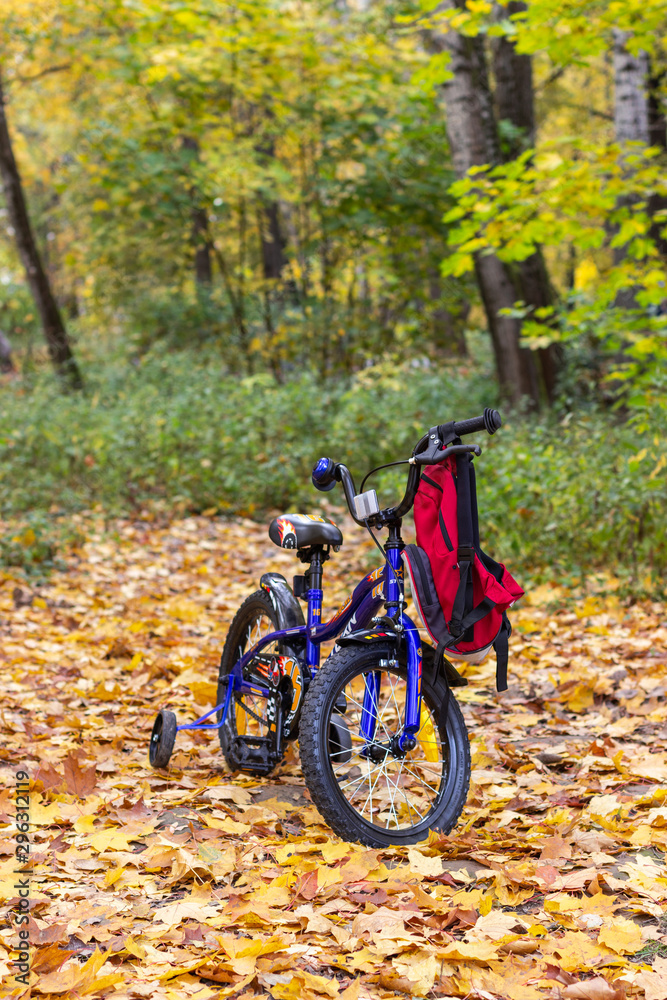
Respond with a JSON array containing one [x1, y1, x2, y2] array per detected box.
[[457, 545, 475, 563]]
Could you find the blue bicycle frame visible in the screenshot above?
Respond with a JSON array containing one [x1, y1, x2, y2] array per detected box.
[[177, 546, 423, 748]]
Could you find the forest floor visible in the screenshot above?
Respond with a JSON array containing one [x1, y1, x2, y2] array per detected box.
[[0, 513, 666, 1000]]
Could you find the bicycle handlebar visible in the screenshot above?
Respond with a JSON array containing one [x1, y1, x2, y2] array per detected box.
[[311, 408, 501, 526], [452, 408, 502, 438]]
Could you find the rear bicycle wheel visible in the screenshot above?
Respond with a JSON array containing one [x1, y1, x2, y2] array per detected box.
[[299, 645, 470, 846], [216, 590, 288, 776]]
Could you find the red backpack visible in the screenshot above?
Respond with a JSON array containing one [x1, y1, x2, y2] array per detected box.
[[404, 446, 524, 691]]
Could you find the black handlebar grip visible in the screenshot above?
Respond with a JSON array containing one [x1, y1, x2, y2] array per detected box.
[[453, 407, 502, 437]]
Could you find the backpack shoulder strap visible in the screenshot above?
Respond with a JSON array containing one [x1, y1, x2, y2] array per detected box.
[[449, 453, 476, 638], [435, 641, 451, 729], [493, 613, 511, 692], [469, 456, 481, 549]]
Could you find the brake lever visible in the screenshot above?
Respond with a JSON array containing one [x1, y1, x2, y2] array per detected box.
[[410, 442, 481, 466]]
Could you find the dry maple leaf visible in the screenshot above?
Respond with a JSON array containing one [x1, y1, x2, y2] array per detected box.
[[33, 947, 124, 995], [562, 977, 626, 1000], [634, 957, 667, 1000], [3, 512, 667, 1000], [62, 752, 97, 797]]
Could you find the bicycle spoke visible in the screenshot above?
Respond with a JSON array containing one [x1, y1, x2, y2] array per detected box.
[[343, 683, 393, 742], [337, 761, 384, 793], [225, 610, 281, 744], [400, 763, 442, 797], [326, 661, 448, 833], [359, 755, 386, 821], [397, 767, 426, 823], [386, 673, 404, 727], [385, 758, 403, 829]]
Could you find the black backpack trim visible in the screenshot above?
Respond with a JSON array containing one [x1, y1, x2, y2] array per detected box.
[[404, 544, 502, 655]]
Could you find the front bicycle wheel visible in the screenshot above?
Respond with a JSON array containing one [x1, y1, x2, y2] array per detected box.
[[299, 645, 470, 846]]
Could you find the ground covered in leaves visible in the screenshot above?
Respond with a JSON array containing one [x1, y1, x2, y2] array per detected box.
[[1, 513, 666, 1000]]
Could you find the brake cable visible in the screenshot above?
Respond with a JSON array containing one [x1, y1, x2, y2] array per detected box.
[[359, 459, 410, 495]]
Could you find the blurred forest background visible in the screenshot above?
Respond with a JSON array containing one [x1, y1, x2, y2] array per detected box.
[[1, 0, 667, 592]]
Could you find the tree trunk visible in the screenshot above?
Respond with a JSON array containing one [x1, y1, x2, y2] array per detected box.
[[492, 1, 561, 402], [613, 30, 649, 144], [474, 252, 540, 401], [612, 31, 650, 308], [429, 4, 540, 407], [647, 68, 667, 255], [182, 137, 212, 286], [434, 14, 499, 174], [0, 68, 82, 388], [491, 1, 534, 155], [516, 251, 562, 401], [259, 200, 287, 281], [648, 69, 666, 149], [0, 330, 14, 373], [254, 137, 298, 304], [192, 205, 212, 285]]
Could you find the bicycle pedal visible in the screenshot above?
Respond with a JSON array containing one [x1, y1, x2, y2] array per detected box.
[[231, 735, 280, 776]]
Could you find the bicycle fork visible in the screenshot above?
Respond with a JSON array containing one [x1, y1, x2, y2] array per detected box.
[[359, 545, 423, 754]]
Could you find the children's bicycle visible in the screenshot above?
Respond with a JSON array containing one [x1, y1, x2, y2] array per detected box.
[[149, 409, 505, 846]]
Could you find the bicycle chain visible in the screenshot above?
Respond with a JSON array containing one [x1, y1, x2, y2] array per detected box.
[[232, 691, 270, 727]]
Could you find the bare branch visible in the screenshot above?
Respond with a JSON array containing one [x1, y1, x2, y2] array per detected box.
[[12, 63, 72, 85]]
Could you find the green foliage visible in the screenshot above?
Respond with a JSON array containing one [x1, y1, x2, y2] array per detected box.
[[0, 277, 40, 349], [0, 515, 68, 579], [0, 348, 495, 520], [442, 142, 667, 302], [126, 287, 231, 351], [440, 138, 667, 412], [2, 350, 667, 592], [1, 0, 471, 374], [479, 414, 667, 590], [418, 0, 667, 62], [377, 403, 667, 593]]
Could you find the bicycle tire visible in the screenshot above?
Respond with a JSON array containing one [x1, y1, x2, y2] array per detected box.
[[299, 645, 470, 846], [217, 590, 284, 776]]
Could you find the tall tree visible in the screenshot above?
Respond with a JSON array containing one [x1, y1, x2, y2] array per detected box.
[[613, 30, 650, 145], [491, 1, 534, 158], [0, 330, 14, 373], [612, 30, 651, 308], [429, 4, 541, 407], [491, 0, 560, 402], [646, 66, 667, 256], [0, 67, 82, 388]]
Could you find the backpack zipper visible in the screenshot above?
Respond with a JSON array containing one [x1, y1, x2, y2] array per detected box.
[[438, 511, 454, 552], [421, 473, 443, 493]]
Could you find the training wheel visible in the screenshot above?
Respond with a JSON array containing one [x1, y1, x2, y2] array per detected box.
[[149, 709, 177, 768]]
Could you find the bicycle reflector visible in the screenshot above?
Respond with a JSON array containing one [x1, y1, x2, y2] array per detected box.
[[312, 457, 337, 492], [353, 489, 380, 519]]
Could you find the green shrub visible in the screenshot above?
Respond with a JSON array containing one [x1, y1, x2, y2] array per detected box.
[[1, 344, 666, 590], [0, 347, 494, 518], [0, 514, 82, 579]]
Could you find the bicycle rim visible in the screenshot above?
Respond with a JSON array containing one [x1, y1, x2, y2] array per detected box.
[[328, 664, 448, 832], [231, 611, 278, 739]]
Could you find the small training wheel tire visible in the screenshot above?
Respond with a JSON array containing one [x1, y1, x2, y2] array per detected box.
[[149, 710, 177, 768]]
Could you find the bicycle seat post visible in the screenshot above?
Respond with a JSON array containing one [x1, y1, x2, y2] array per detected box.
[[303, 545, 326, 670]]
